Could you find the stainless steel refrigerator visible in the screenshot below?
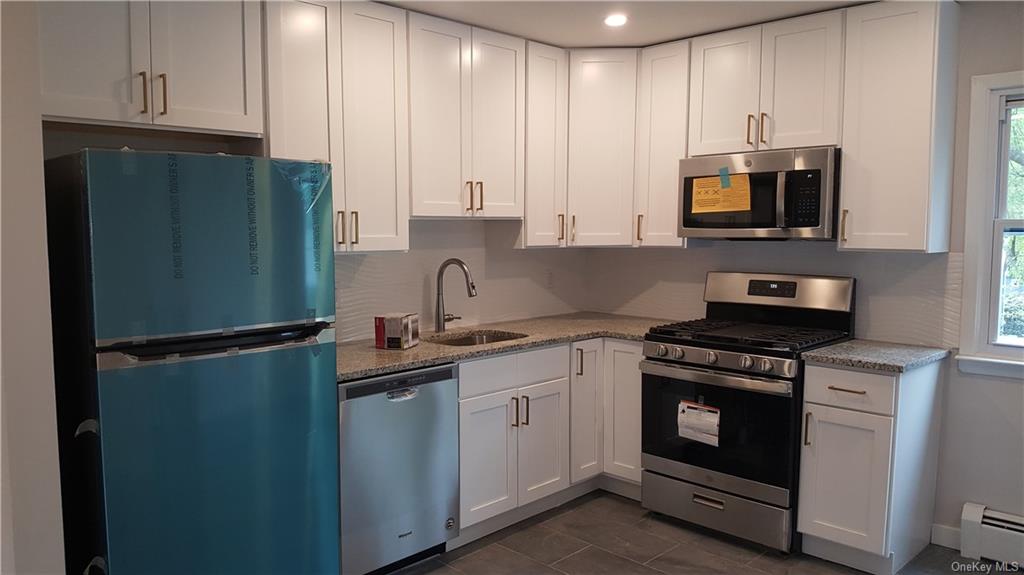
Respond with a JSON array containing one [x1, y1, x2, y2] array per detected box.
[[45, 150, 338, 575]]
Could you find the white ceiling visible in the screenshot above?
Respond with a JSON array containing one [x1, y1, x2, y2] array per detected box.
[[388, 1, 858, 48]]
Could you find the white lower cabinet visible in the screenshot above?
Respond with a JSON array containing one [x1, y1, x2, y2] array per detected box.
[[570, 339, 604, 483], [798, 362, 943, 575], [602, 340, 643, 482], [458, 346, 570, 528]]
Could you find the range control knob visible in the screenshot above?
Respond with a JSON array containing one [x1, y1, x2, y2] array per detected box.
[[705, 351, 719, 364], [739, 355, 754, 369], [672, 347, 685, 360], [656, 344, 668, 357], [759, 359, 774, 373]]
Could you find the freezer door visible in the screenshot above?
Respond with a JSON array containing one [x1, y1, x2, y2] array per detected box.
[[95, 330, 339, 575], [80, 150, 334, 345]]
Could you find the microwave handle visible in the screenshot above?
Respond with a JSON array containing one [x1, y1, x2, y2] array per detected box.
[[775, 172, 787, 228]]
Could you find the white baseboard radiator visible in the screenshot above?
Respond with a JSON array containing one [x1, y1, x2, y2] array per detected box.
[[961, 503, 1024, 564]]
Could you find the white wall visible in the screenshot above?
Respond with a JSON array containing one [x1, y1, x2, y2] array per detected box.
[[335, 220, 587, 341], [0, 2, 67, 573]]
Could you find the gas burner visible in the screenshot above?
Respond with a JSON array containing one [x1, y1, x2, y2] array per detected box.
[[649, 320, 847, 352]]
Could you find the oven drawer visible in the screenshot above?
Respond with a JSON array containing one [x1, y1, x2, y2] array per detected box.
[[805, 365, 895, 416], [642, 470, 792, 551]]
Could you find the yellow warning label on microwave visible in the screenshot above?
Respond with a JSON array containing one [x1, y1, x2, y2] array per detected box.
[[692, 175, 752, 214]]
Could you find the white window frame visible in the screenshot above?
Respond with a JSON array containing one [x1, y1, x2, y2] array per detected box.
[[959, 71, 1024, 378]]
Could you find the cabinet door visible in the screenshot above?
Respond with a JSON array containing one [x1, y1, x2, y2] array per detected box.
[[688, 26, 762, 155], [409, 13, 472, 217], [839, 2, 942, 251], [341, 2, 410, 252], [635, 40, 688, 247], [760, 11, 843, 149], [517, 377, 570, 505], [472, 29, 525, 218], [37, 1, 152, 124], [602, 340, 643, 483], [524, 42, 569, 247], [460, 389, 518, 528], [567, 49, 637, 247], [149, 1, 264, 134], [570, 339, 604, 483], [798, 403, 893, 555], [264, 0, 340, 163]]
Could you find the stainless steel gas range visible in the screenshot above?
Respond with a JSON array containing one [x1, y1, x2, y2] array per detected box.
[[640, 272, 855, 552]]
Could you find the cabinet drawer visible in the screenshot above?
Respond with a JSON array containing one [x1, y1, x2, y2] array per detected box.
[[805, 365, 895, 416], [517, 345, 570, 385], [460, 354, 517, 399]]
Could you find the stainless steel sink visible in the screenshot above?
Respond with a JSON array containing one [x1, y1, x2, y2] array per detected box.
[[428, 330, 529, 347]]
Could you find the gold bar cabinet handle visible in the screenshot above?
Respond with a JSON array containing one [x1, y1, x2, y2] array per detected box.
[[804, 412, 812, 446], [759, 112, 768, 145], [576, 348, 583, 376], [571, 215, 576, 243], [557, 214, 565, 241], [522, 396, 530, 426], [351, 211, 359, 244], [746, 114, 755, 146], [139, 71, 149, 114], [465, 181, 474, 212], [476, 181, 484, 211], [158, 73, 168, 115], [840, 209, 849, 242], [827, 385, 867, 395], [637, 214, 644, 242], [336, 210, 346, 246], [511, 397, 520, 428]]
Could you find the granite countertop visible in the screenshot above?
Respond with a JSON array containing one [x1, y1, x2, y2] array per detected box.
[[337, 312, 671, 382], [803, 339, 949, 373]]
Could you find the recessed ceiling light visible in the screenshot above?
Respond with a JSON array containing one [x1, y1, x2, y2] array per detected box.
[[604, 13, 628, 27]]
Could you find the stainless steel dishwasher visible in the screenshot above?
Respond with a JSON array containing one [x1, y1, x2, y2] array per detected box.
[[338, 364, 459, 575]]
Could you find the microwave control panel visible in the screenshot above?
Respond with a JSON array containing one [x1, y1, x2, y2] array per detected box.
[[785, 170, 821, 227]]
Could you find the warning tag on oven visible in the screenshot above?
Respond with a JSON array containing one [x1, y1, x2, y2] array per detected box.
[[678, 400, 720, 447], [691, 174, 751, 214]]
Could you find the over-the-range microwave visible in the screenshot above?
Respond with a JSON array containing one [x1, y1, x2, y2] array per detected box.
[[677, 146, 839, 240]]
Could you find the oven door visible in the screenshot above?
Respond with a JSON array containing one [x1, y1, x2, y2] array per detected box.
[[640, 360, 796, 507]]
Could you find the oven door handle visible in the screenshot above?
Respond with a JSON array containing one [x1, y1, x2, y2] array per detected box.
[[639, 360, 793, 397]]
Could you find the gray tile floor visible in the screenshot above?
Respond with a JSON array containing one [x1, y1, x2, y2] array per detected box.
[[394, 491, 996, 575]]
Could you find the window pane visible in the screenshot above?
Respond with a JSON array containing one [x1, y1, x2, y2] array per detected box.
[[996, 227, 1024, 345], [1007, 106, 1024, 218]]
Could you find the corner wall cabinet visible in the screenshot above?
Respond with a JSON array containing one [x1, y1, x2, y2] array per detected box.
[[799, 362, 943, 575], [688, 10, 843, 156], [567, 49, 638, 247], [409, 13, 525, 219], [838, 1, 958, 252], [38, 1, 264, 135]]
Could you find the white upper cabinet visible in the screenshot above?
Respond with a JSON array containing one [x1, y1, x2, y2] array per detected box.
[[149, 1, 263, 134], [634, 40, 689, 247], [567, 49, 638, 246], [471, 29, 526, 218], [409, 15, 524, 218], [37, 2, 152, 124], [265, 0, 340, 164], [524, 41, 569, 247], [38, 1, 263, 135], [688, 27, 762, 156], [409, 13, 473, 217], [759, 11, 844, 149], [339, 2, 410, 252], [839, 1, 957, 253]]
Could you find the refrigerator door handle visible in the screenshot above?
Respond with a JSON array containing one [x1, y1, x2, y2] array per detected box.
[[97, 328, 335, 371]]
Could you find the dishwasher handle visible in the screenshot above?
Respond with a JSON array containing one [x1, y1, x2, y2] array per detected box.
[[339, 364, 458, 401]]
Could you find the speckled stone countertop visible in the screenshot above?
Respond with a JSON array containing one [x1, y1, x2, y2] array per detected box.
[[337, 312, 671, 382], [803, 339, 949, 373]]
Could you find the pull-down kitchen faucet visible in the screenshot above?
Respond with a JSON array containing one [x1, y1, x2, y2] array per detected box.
[[435, 258, 477, 332]]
